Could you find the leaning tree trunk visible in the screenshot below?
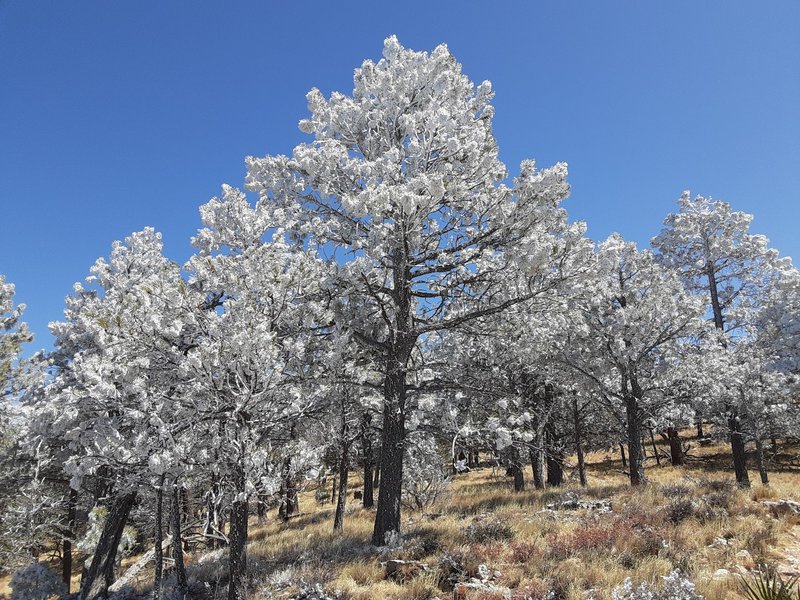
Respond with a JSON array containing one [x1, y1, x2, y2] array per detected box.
[[755, 437, 769, 485], [62, 487, 78, 591], [572, 395, 587, 487], [79, 492, 137, 600], [153, 476, 165, 600], [667, 427, 684, 466], [649, 429, 661, 466], [371, 356, 407, 545], [228, 461, 248, 600], [170, 483, 188, 597], [729, 414, 751, 488], [625, 395, 645, 486]]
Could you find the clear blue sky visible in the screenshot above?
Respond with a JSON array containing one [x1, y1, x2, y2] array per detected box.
[[2, 1, 798, 353]]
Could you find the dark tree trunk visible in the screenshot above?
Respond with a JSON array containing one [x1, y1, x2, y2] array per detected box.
[[330, 473, 337, 507], [170, 483, 188, 597], [649, 429, 661, 466], [278, 457, 299, 522], [508, 446, 525, 492], [373, 462, 380, 489], [153, 477, 165, 600], [333, 440, 350, 532], [227, 463, 248, 600], [572, 395, 587, 487], [729, 414, 750, 488], [667, 427, 684, 466], [371, 360, 407, 546], [619, 442, 627, 468], [529, 446, 545, 490], [755, 437, 769, 486], [696, 417, 704, 439], [360, 413, 374, 509], [79, 492, 137, 600], [546, 450, 564, 487], [62, 487, 78, 591], [625, 396, 645, 485]]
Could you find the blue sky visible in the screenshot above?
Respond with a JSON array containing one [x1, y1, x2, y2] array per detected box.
[[2, 1, 798, 353]]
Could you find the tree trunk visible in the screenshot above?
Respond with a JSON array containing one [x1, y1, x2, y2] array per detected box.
[[619, 442, 627, 468], [79, 492, 137, 600], [371, 362, 407, 546], [696, 417, 704, 439], [330, 472, 337, 507], [278, 455, 299, 522], [667, 427, 684, 466], [170, 483, 188, 597], [755, 437, 769, 485], [529, 446, 545, 490], [333, 440, 350, 532], [546, 450, 564, 487], [62, 487, 78, 591], [153, 477, 165, 600], [625, 396, 645, 485], [507, 446, 525, 492], [373, 462, 380, 489], [729, 414, 750, 488], [227, 462, 248, 600], [360, 413, 374, 509], [649, 429, 661, 466], [572, 396, 587, 487]]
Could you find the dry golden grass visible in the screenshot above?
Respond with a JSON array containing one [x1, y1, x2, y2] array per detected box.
[[2, 436, 798, 599]]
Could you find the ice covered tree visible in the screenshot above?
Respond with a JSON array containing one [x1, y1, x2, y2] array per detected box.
[[652, 193, 793, 485], [564, 234, 705, 485], [33, 228, 197, 599], [0, 275, 31, 403], [186, 186, 331, 599], [244, 35, 587, 544]]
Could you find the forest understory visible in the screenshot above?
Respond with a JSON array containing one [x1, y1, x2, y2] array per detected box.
[[4, 435, 799, 600]]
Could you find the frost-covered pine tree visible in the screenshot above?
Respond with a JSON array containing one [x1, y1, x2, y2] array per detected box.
[[245, 36, 586, 544], [652, 193, 793, 486], [564, 234, 704, 485]]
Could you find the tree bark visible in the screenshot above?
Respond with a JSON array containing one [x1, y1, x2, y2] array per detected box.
[[278, 457, 299, 521], [667, 427, 684, 466], [62, 487, 78, 591], [373, 462, 380, 489], [170, 483, 188, 597], [572, 395, 587, 487], [227, 462, 248, 600], [153, 477, 165, 600], [371, 359, 407, 545], [529, 446, 545, 490], [649, 429, 661, 466], [79, 492, 137, 600], [729, 414, 751, 488], [755, 437, 769, 486], [360, 413, 374, 509], [619, 442, 627, 468], [507, 446, 525, 492], [546, 449, 564, 487], [625, 396, 645, 485], [333, 438, 350, 532], [696, 417, 704, 439]]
